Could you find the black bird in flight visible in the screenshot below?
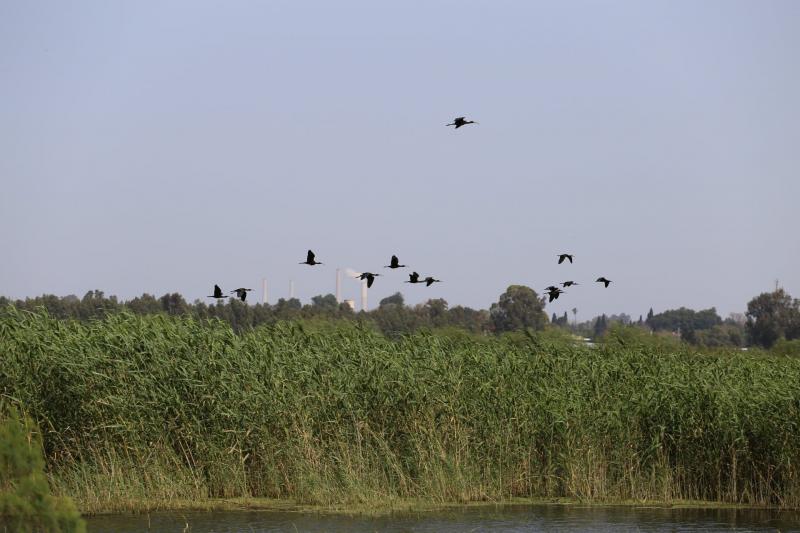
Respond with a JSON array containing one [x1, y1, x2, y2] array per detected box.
[[596, 277, 612, 288], [300, 250, 323, 266], [405, 272, 422, 284], [231, 288, 252, 302], [207, 284, 226, 299], [557, 254, 574, 264], [424, 276, 442, 287], [546, 287, 565, 303], [355, 272, 380, 288], [561, 281, 579, 287], [384, 255, 406, 269], [446, 116, 477, 129]]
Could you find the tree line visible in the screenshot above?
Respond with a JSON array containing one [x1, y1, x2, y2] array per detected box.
[[2, 286, 798, 351]]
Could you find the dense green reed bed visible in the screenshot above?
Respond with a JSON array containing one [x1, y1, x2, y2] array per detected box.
[[1, 308, 799, 513]]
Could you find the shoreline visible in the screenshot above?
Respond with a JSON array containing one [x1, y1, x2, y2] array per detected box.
[[78, 496, 799, 517]]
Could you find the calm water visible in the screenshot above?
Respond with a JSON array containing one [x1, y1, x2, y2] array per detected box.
[[85, 504, 800, 532]]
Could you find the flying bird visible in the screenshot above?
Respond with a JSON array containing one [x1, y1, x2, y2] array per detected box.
[[446, 116, 477, 129], [300, 250, 323, 266], [596, 277, 612, 288], [424, 276, 442, 287], [557, 254, 574, 264], [561, 281, 579, 287], [207, 284, 226, 299], [231, 288, 252, 302], [405, 272, 422, 284], [384, 255, 406, 269], [546, 287, 565, 303], [355, 272, 380, 288]]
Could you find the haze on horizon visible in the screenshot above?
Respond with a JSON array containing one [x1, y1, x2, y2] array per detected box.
[[1, 1, 798, 320]]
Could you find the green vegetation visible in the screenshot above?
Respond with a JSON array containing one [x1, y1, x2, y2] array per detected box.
[[1, 307, 800, 514], [3, 286, 800, 354], [0, 409, 85, 532], [490, 285, 547, 333], [646, 307, 722, 336], [746, 289, 800, 349]]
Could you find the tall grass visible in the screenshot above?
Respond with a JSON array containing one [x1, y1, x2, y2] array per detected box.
[[1, 307, 799, 512]]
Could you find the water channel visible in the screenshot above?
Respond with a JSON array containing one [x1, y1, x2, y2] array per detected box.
[[85, 504, 799, 532]]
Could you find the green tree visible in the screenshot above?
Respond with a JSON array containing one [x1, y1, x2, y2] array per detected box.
[[159, 292, 188, 316], [593, 314, 608, 339], [647, 307, 721, 336], [746, 289, 800, 348], [310, 294, 338, 311], [274, 298, 302, 320], [695, 324, 745, 348], [228, 299, 254, 332], [78, 290, 118, 320], [379, 292, 404, 308], [371, 303, 420, 338], [421, 299, 449, 328], [446, 305, 490, 333], [127, 293, 162, 315], [490, 285, 547, 333]]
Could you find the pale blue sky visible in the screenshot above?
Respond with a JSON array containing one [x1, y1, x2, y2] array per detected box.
[[1, 1, 798, 319]]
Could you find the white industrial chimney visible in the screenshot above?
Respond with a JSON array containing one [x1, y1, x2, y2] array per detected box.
[[290, 280, 295, 299], [360, 279, 368, 311], [336, 268, 341, 303], [262, 278, 268, 304]]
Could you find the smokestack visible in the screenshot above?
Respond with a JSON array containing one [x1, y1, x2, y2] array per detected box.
[[290, 280, 295, 299], [361, 279, 368, 311], [262, 278, 268, 304], [336, 269, 341, 303]]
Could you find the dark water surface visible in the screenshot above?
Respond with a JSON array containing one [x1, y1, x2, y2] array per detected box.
[[85, 504, 800, 532]]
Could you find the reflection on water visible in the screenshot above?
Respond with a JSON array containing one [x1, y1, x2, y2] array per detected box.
[[85, 504, 800, 532]]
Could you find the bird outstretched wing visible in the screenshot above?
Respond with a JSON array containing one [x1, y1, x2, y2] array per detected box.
[[307, 250, 315, 263]]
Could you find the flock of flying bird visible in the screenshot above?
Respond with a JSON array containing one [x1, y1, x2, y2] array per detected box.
[[207, 251, 440, 303], [544, 253, 613, 304], [209, 249, 610, 305], [206, 117, 611, 306]]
